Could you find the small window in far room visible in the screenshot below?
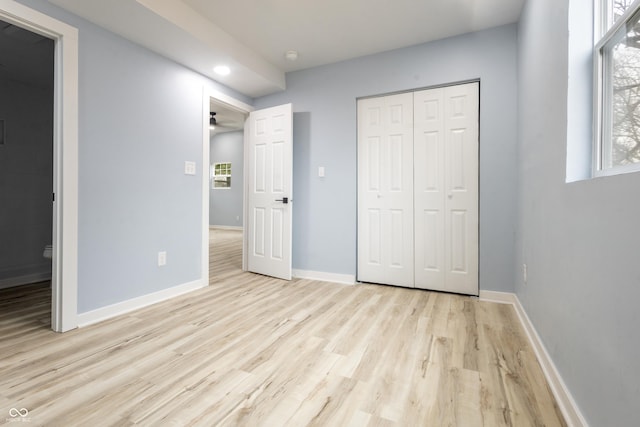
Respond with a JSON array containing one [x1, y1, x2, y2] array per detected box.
[[595, 0, 640, 175], [212, 162, 231, 189]]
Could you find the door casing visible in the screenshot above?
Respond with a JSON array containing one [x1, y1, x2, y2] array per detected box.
[[0, 0, 80, 332]]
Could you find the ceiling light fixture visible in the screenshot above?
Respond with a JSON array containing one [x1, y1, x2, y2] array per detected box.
[[285, 50, 298, 61], [213, 65, 230, 76], [210, 112, 217, 129]]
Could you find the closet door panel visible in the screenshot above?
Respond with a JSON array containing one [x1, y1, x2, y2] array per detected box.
[[443, 83, 479, 295], [414, 88, 446, 290], [357, 93, 414, 287], [415, 82, 479, 295]]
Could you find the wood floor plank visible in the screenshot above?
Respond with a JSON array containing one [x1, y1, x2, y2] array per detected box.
[[0, 229, 566, 426]]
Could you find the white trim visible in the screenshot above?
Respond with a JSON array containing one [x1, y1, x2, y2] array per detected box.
[[479, 290, 589, 427], [77, 279, 205, 327], [201, 87, 210, 291], [592, 34, 604, 177], [242, 119, 249, 271], [292, 269, 356, 285], [208, 89, 254, 114], [0, 272, 52, 290], [593, 0, 640, 177], [478, 290, 517, 305], [209, 225, 244, 231], [0, 0, 80, 333], [593, 161, 640, 178], [598, 0, 640, 43]]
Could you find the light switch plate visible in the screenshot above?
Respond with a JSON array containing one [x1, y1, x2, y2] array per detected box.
[[184, 161, 196, 175], [318, 166, 325, 178]]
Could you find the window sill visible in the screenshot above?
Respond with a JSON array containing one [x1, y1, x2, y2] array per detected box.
[[593, 163, 640, 178]]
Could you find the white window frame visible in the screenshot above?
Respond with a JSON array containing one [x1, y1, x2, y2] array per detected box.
[[594, 0, 640, 176], [211, 161, 232, 189]]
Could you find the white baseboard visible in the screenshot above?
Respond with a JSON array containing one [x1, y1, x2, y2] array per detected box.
[[292, 269, 356, 285], [479, 290, 588, 427], [0, 272, 52, 290], [478, 290, 517, 305], [77, 280, 206, 327], [209, 225, 243, 231]]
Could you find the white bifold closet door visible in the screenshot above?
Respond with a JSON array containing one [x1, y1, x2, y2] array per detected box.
[[357, 82, 479, 295], [413, 83, 479, 294], [357, 92, 415, 287]]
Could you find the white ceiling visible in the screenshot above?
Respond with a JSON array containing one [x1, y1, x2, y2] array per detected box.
[[47, 0, 524, 98]]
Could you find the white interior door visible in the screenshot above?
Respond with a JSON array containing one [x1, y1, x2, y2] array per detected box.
[[247, 103, 293, 280], [357, 93, 414, 287], [415, 82, 479, 294]]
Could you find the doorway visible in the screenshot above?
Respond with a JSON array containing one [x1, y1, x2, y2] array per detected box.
[[0, 2, 80, 332], [202, 93, 253, 284], [357, 81, 480, 295], [207, 97, 248, 282], [0, 18, 54, 323], [201, 93, 294, 284]]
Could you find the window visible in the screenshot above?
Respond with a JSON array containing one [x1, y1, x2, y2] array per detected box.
[[212, 162, 231, 189], [596, 0, 640, 174]]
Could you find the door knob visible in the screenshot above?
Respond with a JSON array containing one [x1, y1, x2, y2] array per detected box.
[[275, 197, 289, 204]]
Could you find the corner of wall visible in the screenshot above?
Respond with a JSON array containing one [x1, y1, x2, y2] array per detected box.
[[480, 290, 589, 426]]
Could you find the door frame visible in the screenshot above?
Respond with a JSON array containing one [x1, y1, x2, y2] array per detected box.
[[0, 0, 79, 332], [201, 88, 253, 282]]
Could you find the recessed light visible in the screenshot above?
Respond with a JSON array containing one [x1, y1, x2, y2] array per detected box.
[[214, 65, 230, 76], [285, 50, 298, 61]]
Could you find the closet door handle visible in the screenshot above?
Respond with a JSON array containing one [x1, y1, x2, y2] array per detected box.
[[275, 197, 289, 204]]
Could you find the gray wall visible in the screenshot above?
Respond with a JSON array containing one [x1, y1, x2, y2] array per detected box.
[[0, 73, 53, 287], [209, 130, 244, 227], [518, 1, 639, 425], [15, 0, 251, 313], [254, 25, 519, 291]]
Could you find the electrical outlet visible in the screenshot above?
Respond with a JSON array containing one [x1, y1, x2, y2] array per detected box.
[[523, 263, 527, 284], [158, 251, 167, 266], [236, 215, 240, 221]]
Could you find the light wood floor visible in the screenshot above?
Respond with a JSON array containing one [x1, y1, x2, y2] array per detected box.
[[0, 229, 565, 426]]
